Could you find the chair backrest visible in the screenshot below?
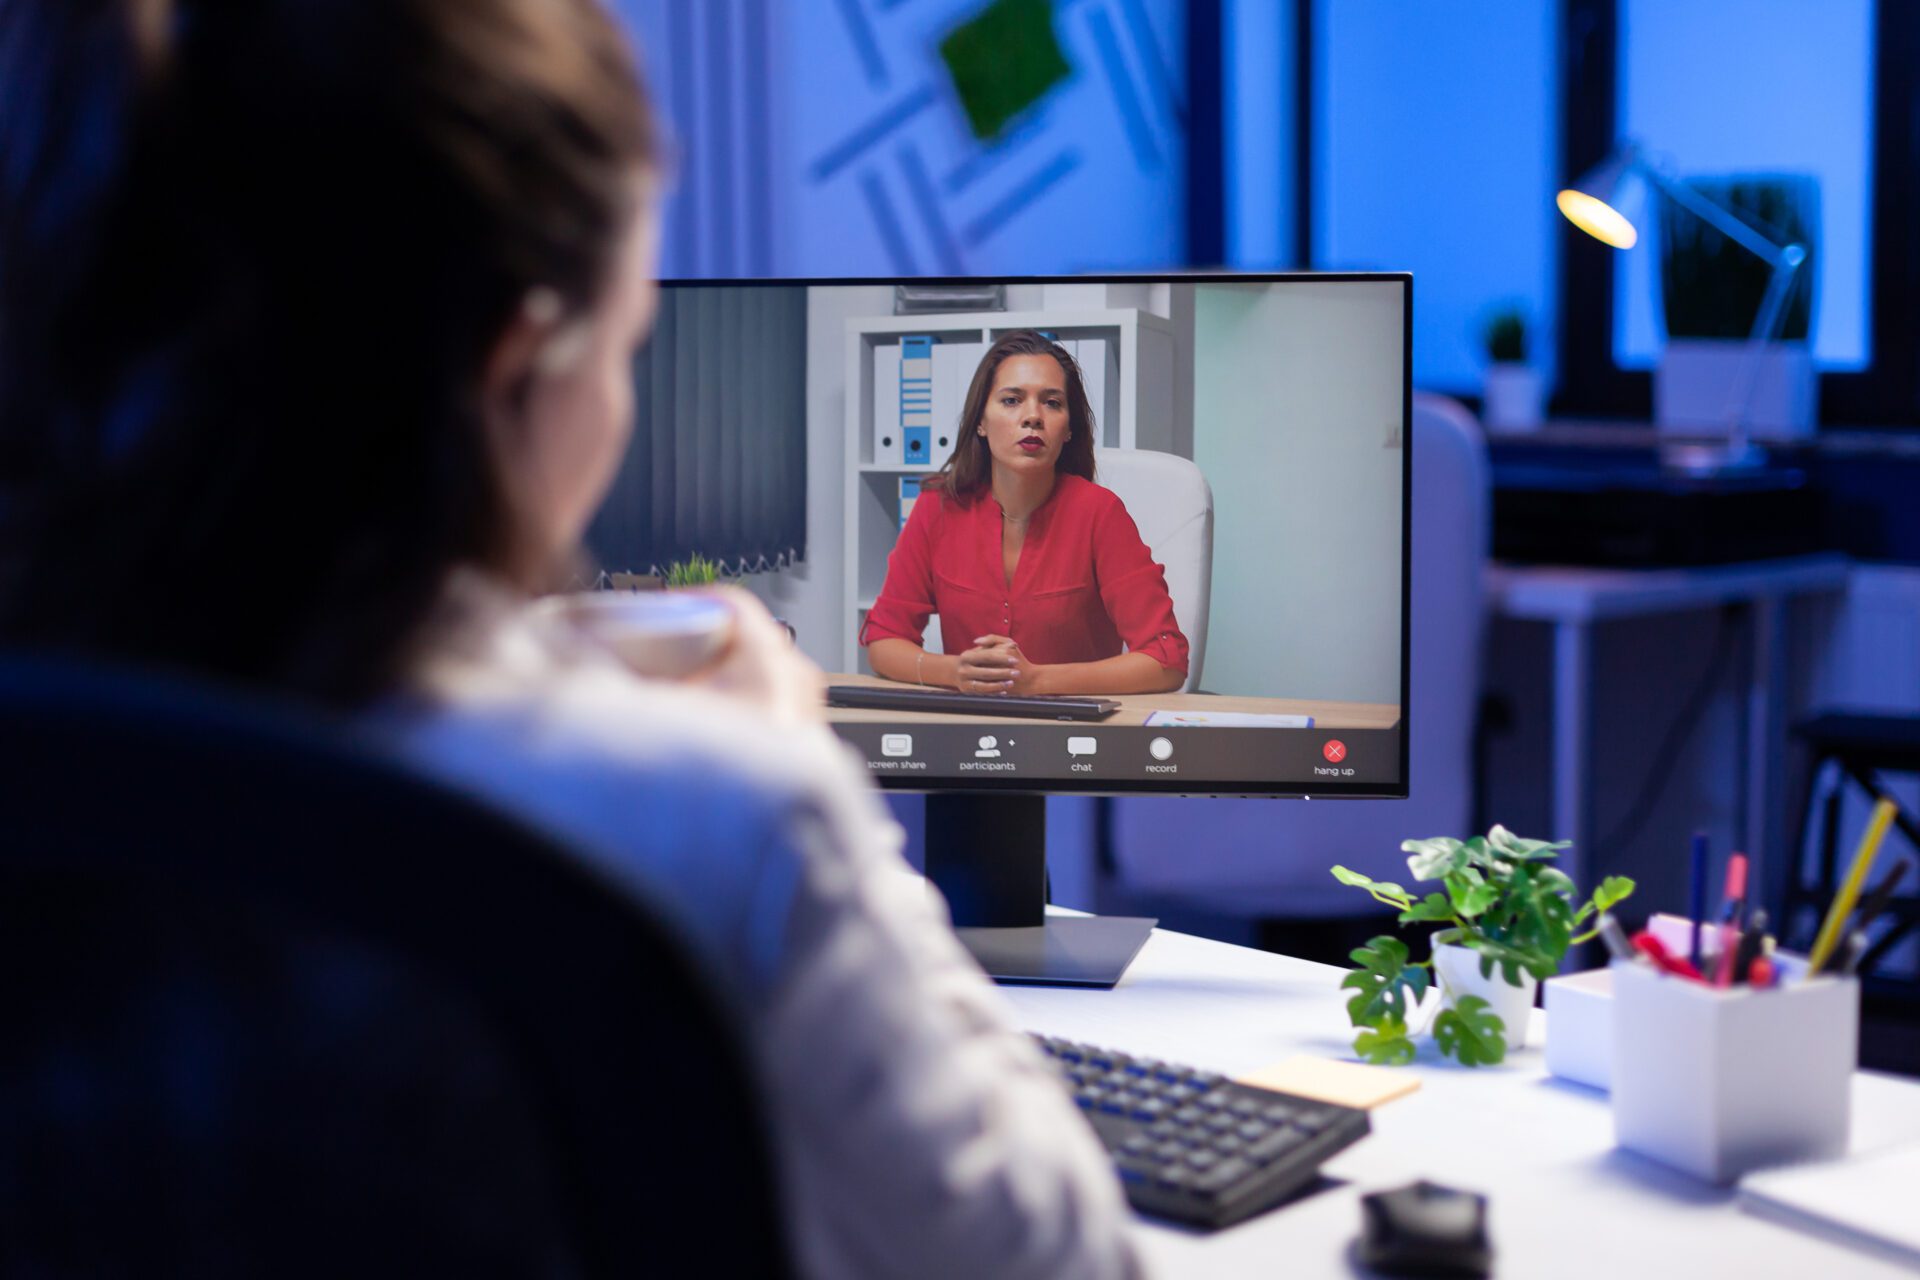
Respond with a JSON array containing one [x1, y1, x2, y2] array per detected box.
[[1108, 394, 1490, 913], [1095, 448, 1214, 691], [0, 658, 790, 1278]]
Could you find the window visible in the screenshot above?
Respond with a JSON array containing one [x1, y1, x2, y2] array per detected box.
[[1312, 1, 1560, 392], [1614, 0, 1874, 371]]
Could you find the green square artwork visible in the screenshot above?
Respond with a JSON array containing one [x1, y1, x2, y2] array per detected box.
[[939, 0, 1071, 141]]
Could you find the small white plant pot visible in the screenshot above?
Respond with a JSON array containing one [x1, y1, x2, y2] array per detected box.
[[1432, 942, 1538, 1052], [1481, 364, 1543, 431]]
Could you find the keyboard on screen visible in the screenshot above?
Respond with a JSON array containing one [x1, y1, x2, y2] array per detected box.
[[1034, 1033, 1371, 1230]]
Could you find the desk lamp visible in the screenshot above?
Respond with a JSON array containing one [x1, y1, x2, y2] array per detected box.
[[1558, 142, 1808, 474]]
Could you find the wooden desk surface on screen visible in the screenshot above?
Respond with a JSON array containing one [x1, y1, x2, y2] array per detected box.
[[822, 673, 1400, 730]]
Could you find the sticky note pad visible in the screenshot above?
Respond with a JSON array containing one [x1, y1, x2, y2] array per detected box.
[[1233, 1056, 1421, 1110]]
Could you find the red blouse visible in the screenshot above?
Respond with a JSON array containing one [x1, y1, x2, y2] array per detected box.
[[860, 474, 1189, 675]]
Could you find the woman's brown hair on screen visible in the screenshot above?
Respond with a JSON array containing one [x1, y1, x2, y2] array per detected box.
[[925, 328, 1098, 498], [0, 0, 660, 704]]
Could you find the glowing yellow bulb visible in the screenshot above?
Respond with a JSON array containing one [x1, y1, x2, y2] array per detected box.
[[1556, 189, 1638, 249]]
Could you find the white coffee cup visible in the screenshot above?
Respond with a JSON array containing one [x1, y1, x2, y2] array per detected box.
[[541, 591, 734, 680]]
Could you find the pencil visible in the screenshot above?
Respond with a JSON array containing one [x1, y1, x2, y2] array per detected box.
[[1808, 797, 1899, 976]]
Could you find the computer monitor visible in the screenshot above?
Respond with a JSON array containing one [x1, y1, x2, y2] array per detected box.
[[598, 275, 1411, 985]]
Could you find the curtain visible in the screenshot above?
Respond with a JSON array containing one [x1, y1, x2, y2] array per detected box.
[[586, 285, 808, 576]]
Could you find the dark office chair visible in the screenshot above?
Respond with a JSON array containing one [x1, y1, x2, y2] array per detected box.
[[0, 657, 790, 1277]]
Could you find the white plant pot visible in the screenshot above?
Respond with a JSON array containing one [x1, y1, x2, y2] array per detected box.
[[1432, 943, 1538, 1052], [1481, 364, 1544, 431], [1654, 339, 1815, 439]]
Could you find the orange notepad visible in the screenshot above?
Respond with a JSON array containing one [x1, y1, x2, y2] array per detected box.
[[1234, 1056, 1421, 1110]]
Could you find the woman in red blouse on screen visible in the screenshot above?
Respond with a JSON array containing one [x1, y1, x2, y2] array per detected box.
[[862, 330, 1188, 696]]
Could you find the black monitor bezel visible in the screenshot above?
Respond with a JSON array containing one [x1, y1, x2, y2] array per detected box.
[[655, 271, 1414, 801]]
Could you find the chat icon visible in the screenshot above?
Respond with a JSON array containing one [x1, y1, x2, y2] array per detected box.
[[1067, 736, 1097, 758]]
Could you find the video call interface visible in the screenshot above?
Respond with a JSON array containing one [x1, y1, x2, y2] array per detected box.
[[639, 277, 1409, 795]]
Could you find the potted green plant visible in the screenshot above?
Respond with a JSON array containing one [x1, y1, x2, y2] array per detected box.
[[1331, 826, 1634, 1066], [663, 554, 721, 588], [1478, 306, 1541, 430], [1655, 172, 1818, 438]]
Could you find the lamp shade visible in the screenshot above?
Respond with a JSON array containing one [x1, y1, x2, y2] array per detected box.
[[1557, 147, 1645, 250]]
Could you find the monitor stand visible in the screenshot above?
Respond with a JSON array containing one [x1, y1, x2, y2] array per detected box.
[[924, 794, 1155, 988]]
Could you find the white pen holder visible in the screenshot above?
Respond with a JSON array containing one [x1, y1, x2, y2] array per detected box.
[[1609, 956, 1857, 1184]]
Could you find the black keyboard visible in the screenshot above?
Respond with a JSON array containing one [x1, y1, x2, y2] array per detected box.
[[1034, 1034, 1371, 1230], [826, 684, 1120, 721]]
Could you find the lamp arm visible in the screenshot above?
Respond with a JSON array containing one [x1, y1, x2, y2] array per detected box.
[[1721, 248, 1808, 441], [1636, 162, 1798, 268]]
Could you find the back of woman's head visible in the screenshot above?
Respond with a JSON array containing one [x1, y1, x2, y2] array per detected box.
[[0, 0, 658, 704]]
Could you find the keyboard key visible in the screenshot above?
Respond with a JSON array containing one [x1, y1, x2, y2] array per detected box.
[[1196, 1157, 1254, 1193], [1244, 1128, 1306, 1166], [1032, 1032, 1369, 1231]]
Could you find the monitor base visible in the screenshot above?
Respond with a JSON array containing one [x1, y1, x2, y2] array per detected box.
[[955, 915, 1157, 987]]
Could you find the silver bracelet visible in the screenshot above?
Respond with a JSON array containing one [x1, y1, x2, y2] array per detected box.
[[916, 650, 926, 687]]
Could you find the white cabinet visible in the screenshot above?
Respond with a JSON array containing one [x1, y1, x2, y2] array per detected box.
[[841, 308, 1176, 672]]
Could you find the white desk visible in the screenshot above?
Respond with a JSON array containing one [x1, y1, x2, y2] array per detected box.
[[1007, 923, 1920, 1278], [1485, 555, 1852, 897]]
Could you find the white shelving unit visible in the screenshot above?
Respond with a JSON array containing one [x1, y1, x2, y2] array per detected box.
[[841, 308, 1176, 673]]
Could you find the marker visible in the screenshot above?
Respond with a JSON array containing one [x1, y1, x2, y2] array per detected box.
[[1720, 852, 1749, 928], [1633, 931, 1706, 982]]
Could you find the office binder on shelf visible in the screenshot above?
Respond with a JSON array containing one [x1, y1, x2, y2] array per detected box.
[[898, 476, 921, 532], [900, 335, 933, 467], [872, 353, 900, 464], [871, 344, 903, 465], [932, 340, 984, 463]]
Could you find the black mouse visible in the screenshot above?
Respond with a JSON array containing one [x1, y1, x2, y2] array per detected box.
[[1356, 1180, 1492, 1278]]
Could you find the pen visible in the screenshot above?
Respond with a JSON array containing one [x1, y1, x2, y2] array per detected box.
[[1809, 797, 1898, 975], [1712, 923, 1742, 988], [1838, 930, 1868, 978], [1728, 908, 1768, 986], [1689, 831, 1709, 970], [1598, 912, 1638, 963]]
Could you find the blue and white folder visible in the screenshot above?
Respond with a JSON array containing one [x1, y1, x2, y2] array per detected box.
[[899, 335, 933, 467], [898, 476, 921, 532]]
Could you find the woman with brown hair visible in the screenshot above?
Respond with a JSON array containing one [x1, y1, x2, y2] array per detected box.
[[0, 3, 1141, 1276], [863, 331, 1188, 696]]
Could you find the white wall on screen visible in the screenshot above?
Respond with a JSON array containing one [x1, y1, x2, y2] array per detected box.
[[1191, 281, 1404, 706]]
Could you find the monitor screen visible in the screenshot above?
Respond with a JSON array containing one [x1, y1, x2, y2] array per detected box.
[[594, 275, 1410, 800]]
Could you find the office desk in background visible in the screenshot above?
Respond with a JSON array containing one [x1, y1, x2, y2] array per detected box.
[[1009, 919, 1920, 1277], [823, 672, 1401, 730], [1484, 554, 1852, 899]]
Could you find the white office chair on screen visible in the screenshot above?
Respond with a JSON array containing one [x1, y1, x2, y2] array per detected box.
[[1096, 448, 1213, 692], [1104, 395, 1489, 916]]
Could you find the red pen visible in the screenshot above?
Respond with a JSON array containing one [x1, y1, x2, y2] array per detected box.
[[1632, 931, 1707, 982]]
